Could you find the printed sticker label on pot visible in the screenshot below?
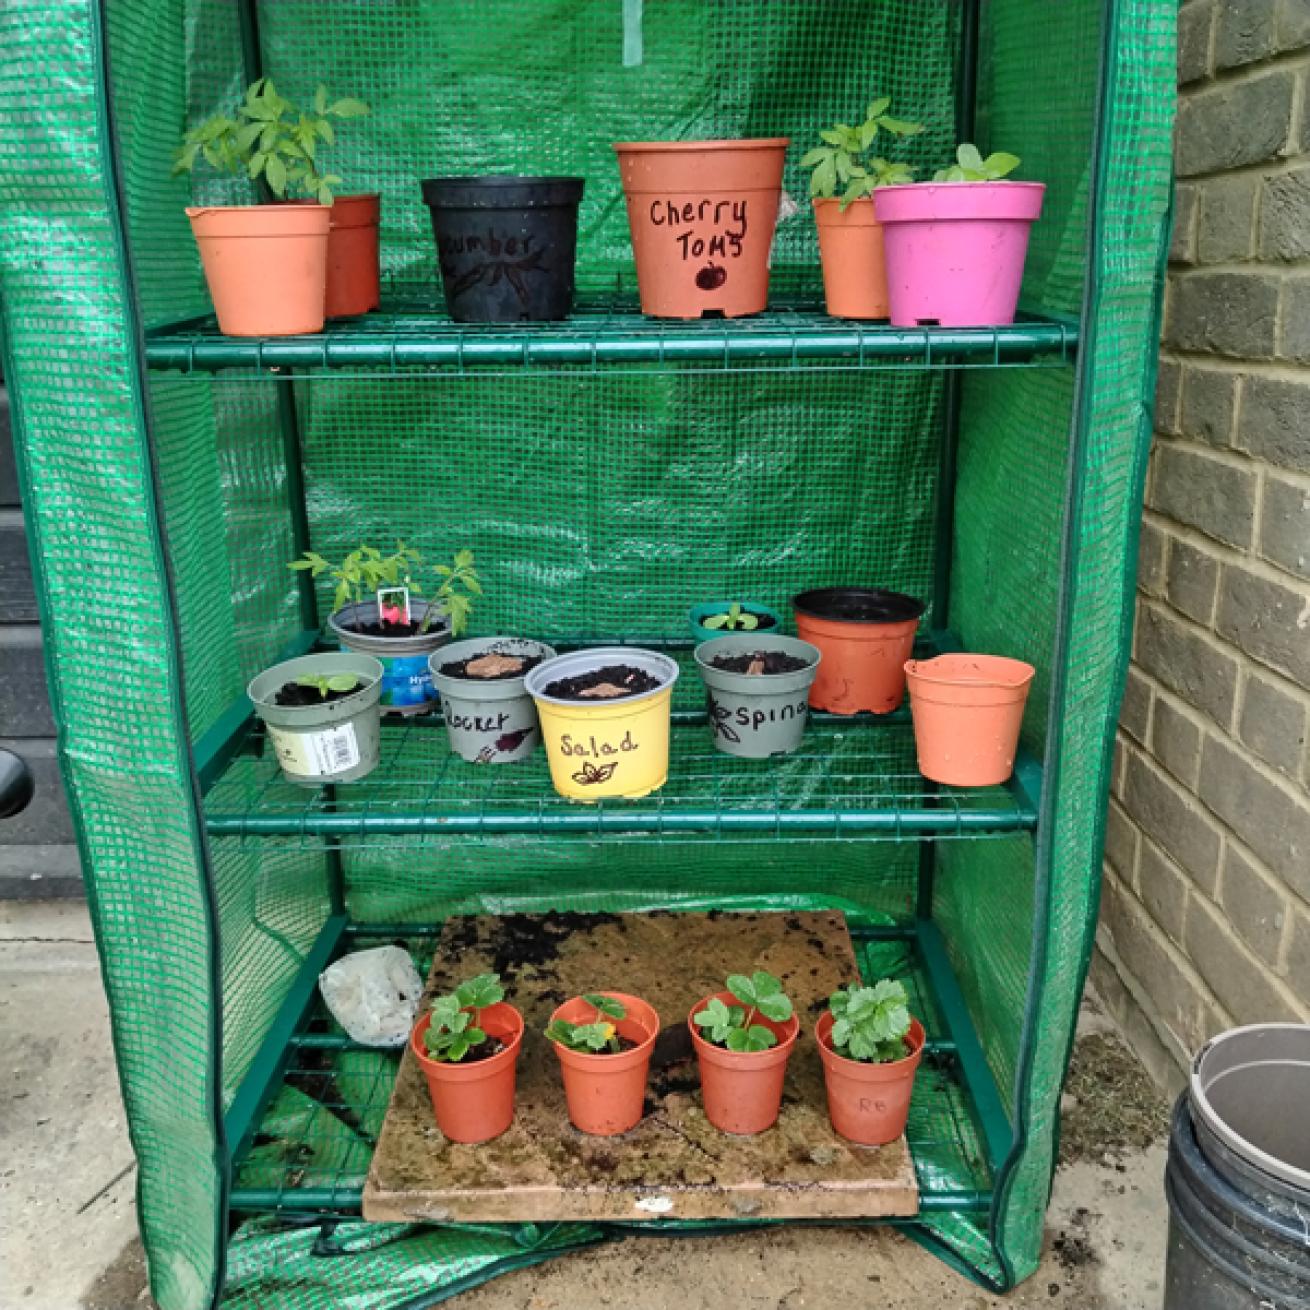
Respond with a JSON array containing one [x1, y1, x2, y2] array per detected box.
[[269, 723, 360, 778], [380, 654, 433, 708]]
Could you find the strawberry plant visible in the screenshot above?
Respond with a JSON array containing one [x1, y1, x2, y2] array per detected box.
[[702, 602, 760, 633], [423, 972, 505, 1063], [932, 144, 1021, 183], [294, 672, 360, 699], [801, 96, 922, 209], [827, 978, 912, 1063], [546, 994, 627, 1053], [694, 970, 793, 1052], [173, 78, 369, 205], [290, 542, 481, 635]]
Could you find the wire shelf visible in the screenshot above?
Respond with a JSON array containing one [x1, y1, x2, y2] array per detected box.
[[145, 298, 1079, 378]]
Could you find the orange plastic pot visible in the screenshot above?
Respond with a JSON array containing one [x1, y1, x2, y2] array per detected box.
[[411, 1002, 524, 1144], [613, 139, 789, 318], [816, 1011, 925, 1146], [813, 198, 889, 319], [792, 587, 926, 715], [688, 991, 800, 1135], [289, 193, 381, 318], [185, 204, 329, 336], [549, 992, 659, 1136], [905, 653, 1035, 786]]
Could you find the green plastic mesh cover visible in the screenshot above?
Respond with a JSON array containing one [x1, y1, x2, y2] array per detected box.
[[0, 0, 1173, 1307]]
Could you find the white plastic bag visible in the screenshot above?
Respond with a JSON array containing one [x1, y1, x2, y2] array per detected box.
[[318, 945, 424, 1047]]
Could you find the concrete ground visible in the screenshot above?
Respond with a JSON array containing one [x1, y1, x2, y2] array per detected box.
[[1, 901, 1171, 1310]]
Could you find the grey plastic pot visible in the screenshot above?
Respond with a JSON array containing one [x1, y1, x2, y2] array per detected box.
[[694, 635, 822, 759], [247, 651, 384, 785], [428, 637, 557, 764], [329, 600, 452, 716]]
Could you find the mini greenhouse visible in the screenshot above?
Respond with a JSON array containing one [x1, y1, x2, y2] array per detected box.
[[0, 1, 1174, 1307]]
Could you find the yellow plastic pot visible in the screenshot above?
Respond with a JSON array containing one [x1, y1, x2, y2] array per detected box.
[[524, 648, 679, 801]]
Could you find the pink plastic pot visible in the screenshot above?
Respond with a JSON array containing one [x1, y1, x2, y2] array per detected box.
[[872, 182, 1045, 327]]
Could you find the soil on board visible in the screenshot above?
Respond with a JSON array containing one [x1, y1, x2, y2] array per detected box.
[[543, 664, 662, 701], [272, 680, 359, 708], [364, 911, 919, 1223], [438, 651, 544, 680], [708, 650, 809, 675]]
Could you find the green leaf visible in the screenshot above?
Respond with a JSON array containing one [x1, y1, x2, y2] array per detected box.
[[812, 154, 838, 198], [957, 143, 985, 173], [329, 97, 370, 118], [325, 674, 358, 694], [703, 613, 728, 629], [757, 992, 793, 1023], [859, 119, 879, 150], [876, 116, 922, 137], [585, 994, 626, 1020], [318, 118, 336, 147], [751, 971, 781, 999], [866, 96, 891, 119], [726, 973, 756, 1006], [799, 146, 831, 169], [455, 972, 504, 1009], [314, 84, 328, 115], [984, 150, 1021, 178], [265, 152, 287, 196]]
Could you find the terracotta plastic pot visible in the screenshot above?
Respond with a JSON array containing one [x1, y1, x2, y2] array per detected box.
[[613, 139, 789, 318], [792, 587, 926, 715], [320, 193, 380, 318], [813, 198, 889, 319], [816, 1011, 925, 1146], [329, 599, 451, 716], [873, 181, 1045, 327], [688, 991, 800, 1135], [548, 992, 659, 1136], [904, 653, 1035, 786], [411, 1003, 524, 1144], [186, 204, 329, 336]]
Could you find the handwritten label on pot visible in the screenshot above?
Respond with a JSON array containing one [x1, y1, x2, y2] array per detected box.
[[647, 197, 749, 290], [270, 723, 360, 779]]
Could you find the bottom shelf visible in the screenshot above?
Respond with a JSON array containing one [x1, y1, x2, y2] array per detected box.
[[229, 915, 1000, 1219]]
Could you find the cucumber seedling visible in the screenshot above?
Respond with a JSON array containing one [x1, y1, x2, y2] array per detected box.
[[932, 144, 1021, 183], [294, 672, 360, 699]]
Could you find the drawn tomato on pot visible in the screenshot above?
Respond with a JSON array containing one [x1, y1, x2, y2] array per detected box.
[[696, 262, 727, 291]]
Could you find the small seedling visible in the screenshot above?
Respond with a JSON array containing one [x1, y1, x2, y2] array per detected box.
[[173, 78, 369, 204], [294, 672, 360, 698], [545, 994, 627, 1053], [828, 978, 912, 1063], [801, 95, 922, 209], [932, 144, 1021, 183], [694, 970, 794, 1053], [290, 542, 481, 636], [423, 972, 505, 1063], [703, 602, 761, 632]]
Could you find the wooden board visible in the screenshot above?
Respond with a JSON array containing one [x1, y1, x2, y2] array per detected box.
[[364, 911, 919, 1223]]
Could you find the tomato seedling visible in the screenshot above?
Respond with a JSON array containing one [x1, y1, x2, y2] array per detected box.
[[801, 95, 922, 209]]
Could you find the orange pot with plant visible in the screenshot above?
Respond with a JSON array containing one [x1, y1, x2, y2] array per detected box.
[[689, 971, 799, 1135], [411, 972, 524, 1144], [816, 978, 924, 1146], [800, 96, 922, 319], [546, 992, 659, 1135], [792, 587, 926, 715], [613, 138, 789, 319], [175, 77, 371, 335], [904, 653, 1035, 785]]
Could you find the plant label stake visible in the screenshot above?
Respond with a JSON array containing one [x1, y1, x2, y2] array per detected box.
[[377, 585, 412, 627]]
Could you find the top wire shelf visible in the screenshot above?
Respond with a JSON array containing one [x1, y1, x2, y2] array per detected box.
[[143, 299, 1080, 377]]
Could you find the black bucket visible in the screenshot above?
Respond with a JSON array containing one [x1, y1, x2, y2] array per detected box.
[[1165, 1097, 1310, 1309], [421, 175, 584, 322]]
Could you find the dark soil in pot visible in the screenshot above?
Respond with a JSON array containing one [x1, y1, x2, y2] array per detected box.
[[792, 586, 925, 624], [706, 611, 777, 630], [543, 664, 663, 701], [274, 681, 361, 708], [344, 617, 428, 639], [708, 649, 809, 675], [438, 650, 546, 680], [434, 1037, 507, 1066]]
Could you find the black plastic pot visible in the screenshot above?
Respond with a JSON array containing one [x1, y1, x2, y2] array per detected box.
[[421, 175, 584, 322]]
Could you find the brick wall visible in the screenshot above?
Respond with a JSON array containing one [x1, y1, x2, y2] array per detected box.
[[1092, 0, 1310, 1094]]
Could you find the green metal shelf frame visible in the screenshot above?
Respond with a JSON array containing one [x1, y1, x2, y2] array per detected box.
[[142, 302, 1079, 375], [225, 916, 1010, 1219]]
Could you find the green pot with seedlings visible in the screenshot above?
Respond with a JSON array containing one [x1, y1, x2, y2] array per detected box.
[[689, 970, 799, 1135], [247, 652, 384, 785], [294, 542, 482, 716], [429, 637, 557, 763], [816, 978, 925, 1146], [694, 634, 822, 759], [411, 973, 524, 1144], [688, 600, 782, 644], [546, 992, 659, 1136]]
